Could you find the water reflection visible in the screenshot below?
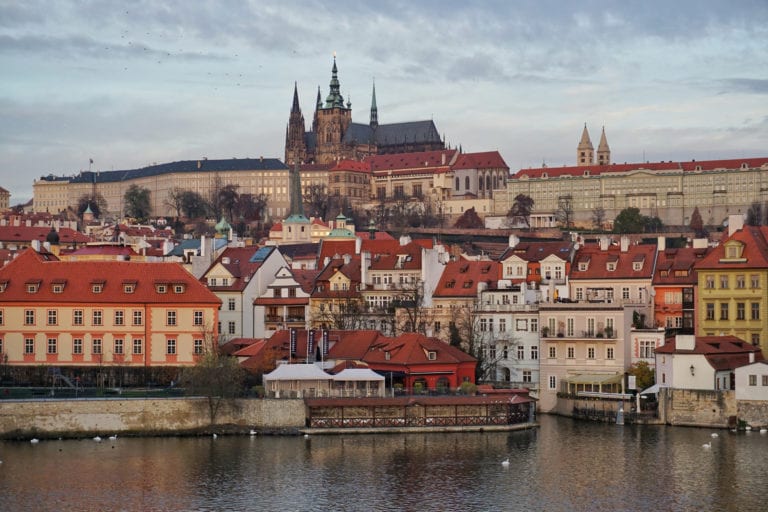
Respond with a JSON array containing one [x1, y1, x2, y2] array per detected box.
[[1, 416, 766, 511]]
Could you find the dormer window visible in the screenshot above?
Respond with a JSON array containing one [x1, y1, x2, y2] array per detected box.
[[156, 284, 167, 293], [607, 262, 616, 271], [385, 351, 391, 360], [633, 262, 642, 271], [52, 284, 64, 294], [721, 241, 746, 262], [26, 282, 40, 293], [174, 284, 185, 294], [124, 284, 135, 294], [92, 284, 102, 293], [0, 280, 7, 293], [427, 351, 437, 361]]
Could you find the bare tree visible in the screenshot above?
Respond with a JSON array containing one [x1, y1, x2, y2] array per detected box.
[[314, 293, 368, 330], [164, 187, 185, 219], [392, 279, 434, 335], [452, 302, 500, 383], [591, 206, 606, 231], [555, 195, 575, 229], [303, 184, 332, 219]]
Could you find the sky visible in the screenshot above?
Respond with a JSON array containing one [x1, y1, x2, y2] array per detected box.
[[1, 0, 767, 205]]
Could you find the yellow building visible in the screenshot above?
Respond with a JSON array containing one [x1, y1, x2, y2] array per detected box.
[[695, 224, 768, 353]]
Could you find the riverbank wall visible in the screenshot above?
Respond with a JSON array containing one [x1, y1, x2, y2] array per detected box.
[[0, 397, 306, 439]]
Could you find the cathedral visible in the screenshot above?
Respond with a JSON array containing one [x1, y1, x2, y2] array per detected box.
[[285, 57, 445, 165]]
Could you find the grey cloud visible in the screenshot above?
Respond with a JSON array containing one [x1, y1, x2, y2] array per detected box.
[[719, 79, 768, 95]]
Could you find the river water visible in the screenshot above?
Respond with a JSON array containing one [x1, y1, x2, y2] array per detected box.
[[1, 415, 766, 512]]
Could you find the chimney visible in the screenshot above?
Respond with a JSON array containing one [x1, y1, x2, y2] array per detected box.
[[355, 236, 362, 255], [599, 237, 610, 251], [657, 236, 665, 252], [749, 351, 755, 364], [509, 234, 519, 248], [32, 239, 41, 252], [200, 235, 206, 257], [728, 214, 744, 237], [361, 250, 370, 286], [620, 236, 629, 252], [441, 153, 446, 165], [399, 235, 411, 246], [676, 334, 695, 351]]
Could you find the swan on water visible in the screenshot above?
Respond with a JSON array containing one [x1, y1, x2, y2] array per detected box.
[[108, 435, 117, 441], [212, 433, 218, 439], [501, 458, 510, 467], [702, 441, 712, 449], [711, 433, 719, 438], [249, 430, 258, 436], [93, 436, 102, 442], [30, 438, 39, 444]]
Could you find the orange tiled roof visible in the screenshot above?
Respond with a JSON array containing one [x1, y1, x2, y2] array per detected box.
[[571, 241, 657, 280], [452, 151, 509, 171], [0, 225, 91, 244], [366, 149, 458, 172], [652, 247, 711, 286], [204, 246, 276, 292], [434, 259, 500, 298], [0, 248, 220, 305], [696, 226, 768, 270]]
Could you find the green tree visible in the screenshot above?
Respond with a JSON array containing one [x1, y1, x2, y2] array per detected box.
[[508, 194, 534, 228], [123, 184, 151, 221], [628, 361, 655, 391], [613, 207, 645, 233]]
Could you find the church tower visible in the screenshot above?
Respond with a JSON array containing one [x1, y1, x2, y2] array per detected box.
[[596, 126, 611, 165], [577, 124, 594, 166], [370, 81, 378, 129], [285, 82, 307, 166], [314, 56, 352, 164]]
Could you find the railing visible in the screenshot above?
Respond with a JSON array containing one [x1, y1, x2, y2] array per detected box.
[[309, 411, 531, 429]]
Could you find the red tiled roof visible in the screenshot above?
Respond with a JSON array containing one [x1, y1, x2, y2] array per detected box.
[[656, 335, 764, 371], [499, 241, 573, 263], [652, 247, 711, 286], [364, 333, 476, 365], [204, 246, 276, 292], [369, 241, 424, 271], [514, 157, 768, 180], [0, 248, 220, 304], [696, 226, 768, 270], [366, 149, 458, 172], [571, 241, 656, 280], [0, 226, 91, 244], [330, 160, 371, 173], [434, 259, 500, 298], [452, 151, 509, 171]]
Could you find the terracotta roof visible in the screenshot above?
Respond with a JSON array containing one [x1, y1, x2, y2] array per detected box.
[[0, 225, 91, 244], [514, 157, 768, 180], [368, 241, 424, 271], [204, 246, 277, 292], [652, 247, 711, 286], [696, 226, 768, 270], [499, 241, 573, 263], [364, 332, 476, 365], [366, 149, 458, 172], [571, 241, 656, 280], [433, 259, 500, 298], [0, 248, 220, 304], [330, 160, 371, 173], [656, 335, 764, 371], [313, 256, 362, 297], [452, 151, 509, 171]]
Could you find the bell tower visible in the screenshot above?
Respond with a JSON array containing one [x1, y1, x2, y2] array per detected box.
[[577, 123, 594, 166]]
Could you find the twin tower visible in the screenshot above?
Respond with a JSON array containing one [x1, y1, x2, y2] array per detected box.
[[577, 124, 611, 166]]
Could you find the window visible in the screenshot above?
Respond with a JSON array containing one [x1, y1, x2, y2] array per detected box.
[[531, 346, 538, 360], [93, 338, 102, 355], [567, 346, 575, 359], [157, 284, 167, 293], [228, 298, 236, 311], [751, 275, 760, 289], [531, 318, 538, 333], [517, 345, 525, 360], [606, 347, 615, 360], [93, 310, 103, 326], [640, 340, 655, 358], [622, 287, 630, 300], [752, 334, 760, 346], [24, 309, 35, 326], [174, 285, 184, 294], [194, 339, 204, 355], [167, 339, 176, 355], [587, 346, 595, 359], [706, 303, 715, 320], [427, 351, 437, 361], [133, 339, 143, 355], [194, 311, 204, 326], [228, 321, 236, 335], [587, 318, 595, 336], [0, 309, 3, 325], [503, 346, 509, 359], [52, 284, 64, 293], [115, 310, 124, 326], [523, 370, 532, 383], [124, 283, 135, 293], [749, 375, 757, 386], [548, 346, 556, 359], [576, 288, 584, 301], [114, 338, 124, 355], [499, 319, 506, 332], [720, 303, 729, 320], [763, 375, 768, 386], [720, 275, 729, 289], [548, 375, 557, 390], [705, 275, 715, 289], [752, 303, 760, 320], [47, 309, 57, 326], [47, 338, 57, 354], [489, 345, 497, 360], [73, 338, 83, 355], [434, 321, 441, 333], [464, 176, 470, 190], [737, 303, 746, 320], [133, 310, 143, 326], [566, 318, 574, 337], [25, 338, 34, 354], [480, 319, 488, 332], [736, 275, 746, 289], [167, 310, 177, 326]]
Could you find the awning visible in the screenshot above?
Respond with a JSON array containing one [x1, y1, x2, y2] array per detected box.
[[640, 383, 660, 395], [565, 373, 623, 385]]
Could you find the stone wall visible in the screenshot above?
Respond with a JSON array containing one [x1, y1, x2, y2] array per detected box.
[[736, 401, 768, 429], [659, 389, 736, 428], [0, 398, 305, 438]]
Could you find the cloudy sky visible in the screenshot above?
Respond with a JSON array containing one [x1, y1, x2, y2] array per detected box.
[[2, 0, 767, 204]]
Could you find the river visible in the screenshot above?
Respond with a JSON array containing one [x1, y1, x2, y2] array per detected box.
[[1, 415, 766, 511]]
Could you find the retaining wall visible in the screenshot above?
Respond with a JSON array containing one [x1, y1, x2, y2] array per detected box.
[[0, 398, 306, 438]]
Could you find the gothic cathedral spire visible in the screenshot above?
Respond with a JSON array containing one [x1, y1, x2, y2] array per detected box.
[[577, 123, 594, 166], [370, 81, 378, 129], [597, 126, 611, 165], [285, 82, 307, 165]]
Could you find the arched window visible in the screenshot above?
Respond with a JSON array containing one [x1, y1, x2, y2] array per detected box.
[[479, 176, 484, 190], [487, 175, 492, 190], [465, 176, 470, 190], [455, 177, 460, 191]]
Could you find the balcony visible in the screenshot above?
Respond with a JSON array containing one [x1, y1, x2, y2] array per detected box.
[[475, 302, 538, 313], [265, 315, 305, 323]]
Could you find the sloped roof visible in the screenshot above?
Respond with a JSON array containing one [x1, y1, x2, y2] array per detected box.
[[433, 259, 500, 298], [364, 333, 477, 365], [571, 241, 656, 280], [696, 226, 768, 270], [204, 246, 276, 292], [653, 247, 711, 286], [367, 149, 458, 172], [0, 226, 91, 244], [344, 121, 443, 148], [263, 363, 331, 381], [656, 335, 764, 371], [333, 368, 384, 381], [452, 151, 509, 171], [499, 241, 573, 263], [514, 157, 768, 180], [369, 241, 424, 271], [0, 248, 220, 305]]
